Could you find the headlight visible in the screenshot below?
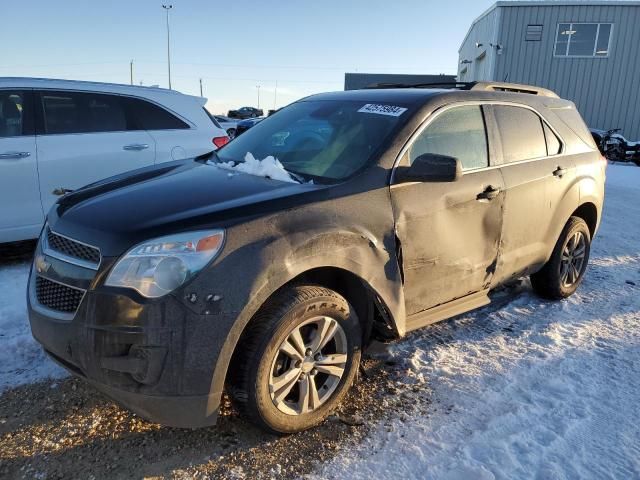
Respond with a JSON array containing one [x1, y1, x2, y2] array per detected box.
[[105, 230, 225, 298]]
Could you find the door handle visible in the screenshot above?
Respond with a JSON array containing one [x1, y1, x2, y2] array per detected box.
[[123, 144, 149, 151], [0, 151, 31, 159], [552, 166, 566, 178], [477, 185, 501, 201]]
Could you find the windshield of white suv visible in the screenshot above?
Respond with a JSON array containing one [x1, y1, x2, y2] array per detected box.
[[213, 99, 412, 182]]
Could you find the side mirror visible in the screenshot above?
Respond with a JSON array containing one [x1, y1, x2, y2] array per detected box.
[[394, 153, 462, 183]]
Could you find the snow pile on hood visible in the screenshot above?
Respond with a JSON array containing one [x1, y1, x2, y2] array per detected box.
[[216, 152, 300, 183]]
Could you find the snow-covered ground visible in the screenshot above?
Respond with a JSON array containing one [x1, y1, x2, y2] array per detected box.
[[0, 259, 66, 393], [0, 164, 638, 480], [316, 164, 640, 479]]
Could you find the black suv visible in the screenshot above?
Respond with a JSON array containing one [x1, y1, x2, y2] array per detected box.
[[28, 82, 605, 433]]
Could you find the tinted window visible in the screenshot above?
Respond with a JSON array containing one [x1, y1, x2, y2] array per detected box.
[[126, 97, 189, 130], [494, 106, 547, 163], [543, 122, 562, 155], [214, 100, 411, 181], [0, 91, 30, 137], [40, 91, 127, 134], [410, 105, 488, 171]]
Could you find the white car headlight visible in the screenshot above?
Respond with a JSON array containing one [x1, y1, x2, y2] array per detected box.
[[105, 230, 225, 298]]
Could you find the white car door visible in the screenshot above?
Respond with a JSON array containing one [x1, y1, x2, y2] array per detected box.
[[0, 89, 44, 242], [35, 90, 156, 214]]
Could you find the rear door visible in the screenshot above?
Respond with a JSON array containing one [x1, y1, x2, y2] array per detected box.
[[391, 104, 505, 316], [0, 89, 43, 241], [35, 90, 156, 214], [487, 104, 576, 282]]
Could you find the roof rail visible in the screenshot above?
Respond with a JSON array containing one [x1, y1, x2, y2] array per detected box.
[[471, 81, 559, 98], [364, 82, 476, 90]]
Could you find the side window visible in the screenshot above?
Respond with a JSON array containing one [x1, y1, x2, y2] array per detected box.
[[0, 91, 31, 137], [543, 122, 562, 155], [86, 93, 127, 132], [409, 105, 488, 171], [40, 91, 127, 134], [493, 106, 547, 163], [125, 97, 189, 130], [41, 91, 87, 134]]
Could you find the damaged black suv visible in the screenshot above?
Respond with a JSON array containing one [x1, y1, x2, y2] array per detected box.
[[28, 82, 605, 433]]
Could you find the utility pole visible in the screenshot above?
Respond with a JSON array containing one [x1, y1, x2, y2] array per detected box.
[[162, 4, 173, 89], [130, 60, 134, 85], [199, 78, 203, 97], [273, 80, 278, 110], [256, 84, 260, 108]]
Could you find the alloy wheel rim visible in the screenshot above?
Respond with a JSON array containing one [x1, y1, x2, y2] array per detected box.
[[560, 231, 587, 287], [268, 316, 348, 416]]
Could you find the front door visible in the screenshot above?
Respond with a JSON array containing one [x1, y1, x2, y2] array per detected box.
[[35, 90, 156, 214], [0, 90, 44, 242], [390, 104, 505, 316]]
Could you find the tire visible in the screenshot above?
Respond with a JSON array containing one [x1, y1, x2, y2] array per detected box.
[[531, 216, 591, 299], [227, 128, 236, 139], [228, 285, 361, 434]]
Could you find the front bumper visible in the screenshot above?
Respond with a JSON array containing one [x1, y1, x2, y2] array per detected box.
[[27, 242, 236, 428]]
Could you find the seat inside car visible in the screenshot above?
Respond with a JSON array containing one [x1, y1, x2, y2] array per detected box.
[[0, 96, 22, 137]]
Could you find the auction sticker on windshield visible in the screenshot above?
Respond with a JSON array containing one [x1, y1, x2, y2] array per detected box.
[[358, 104, 407, 117]]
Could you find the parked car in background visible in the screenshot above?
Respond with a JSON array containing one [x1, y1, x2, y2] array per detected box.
[[227, 106, 263, 119], [234, 117, 264, 136], [0, 77, 228, 243], [212, 115, 239, 139], [28, 81, 605, 434]]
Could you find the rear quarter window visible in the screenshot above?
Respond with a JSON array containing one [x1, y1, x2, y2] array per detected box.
[[550, 106, 598, 150], [125, 97, 190, 130]]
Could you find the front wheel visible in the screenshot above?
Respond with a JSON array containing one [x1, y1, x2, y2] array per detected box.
[[229, 285, 361, 433], [531, 216, 591, 299]]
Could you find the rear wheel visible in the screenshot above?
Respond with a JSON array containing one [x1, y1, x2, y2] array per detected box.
[[229, 285, 361, 433], [531, 216, 591, 299]]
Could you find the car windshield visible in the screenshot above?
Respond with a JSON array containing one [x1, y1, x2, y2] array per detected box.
[[214, 99, 411, 182]]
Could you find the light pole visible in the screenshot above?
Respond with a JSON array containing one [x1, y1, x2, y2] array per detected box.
[[256, 84, 260, 108], [162, 4, 173, 89]]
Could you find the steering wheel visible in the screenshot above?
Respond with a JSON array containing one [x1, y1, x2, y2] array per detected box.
[[286, 131, 326, 152]]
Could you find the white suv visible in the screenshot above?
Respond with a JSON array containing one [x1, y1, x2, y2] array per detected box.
[[0, 77, 228, 243]]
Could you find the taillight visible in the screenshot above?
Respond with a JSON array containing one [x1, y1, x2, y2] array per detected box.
[[213, 136, 230, 148]]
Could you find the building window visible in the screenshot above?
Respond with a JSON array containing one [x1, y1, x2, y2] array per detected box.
[[554, 23, 612, 57], [526, 24, 543, 41]]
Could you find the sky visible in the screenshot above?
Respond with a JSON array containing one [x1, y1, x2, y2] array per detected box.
[[1, 0, 495, 114]]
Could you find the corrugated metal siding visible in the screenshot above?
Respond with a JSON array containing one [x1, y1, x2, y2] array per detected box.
[[458, 8, 501, 82], [490, 4, 640, 139]]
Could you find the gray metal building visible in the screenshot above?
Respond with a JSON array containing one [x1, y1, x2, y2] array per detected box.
[[344, 73, 456, 90], [458, 1, 640, 139]]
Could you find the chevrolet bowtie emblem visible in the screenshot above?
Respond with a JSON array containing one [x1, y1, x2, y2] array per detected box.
[[35, 255, 51, 274]]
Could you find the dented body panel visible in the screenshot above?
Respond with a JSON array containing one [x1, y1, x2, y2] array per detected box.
[[27, 86, 605, 428]]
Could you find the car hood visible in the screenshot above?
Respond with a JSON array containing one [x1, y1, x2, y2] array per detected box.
[[50, 158, 322, 256]]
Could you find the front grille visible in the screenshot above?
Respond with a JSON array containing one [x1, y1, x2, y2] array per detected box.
[[35, 276, 85, 313], [46, 228, 101, 265]]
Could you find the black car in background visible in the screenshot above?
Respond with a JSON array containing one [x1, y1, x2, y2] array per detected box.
[[234, 117, 264, 136], [228, 106, 263, 119]]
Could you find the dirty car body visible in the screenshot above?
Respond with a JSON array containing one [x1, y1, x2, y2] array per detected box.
[[27, 83, 605, 429]]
